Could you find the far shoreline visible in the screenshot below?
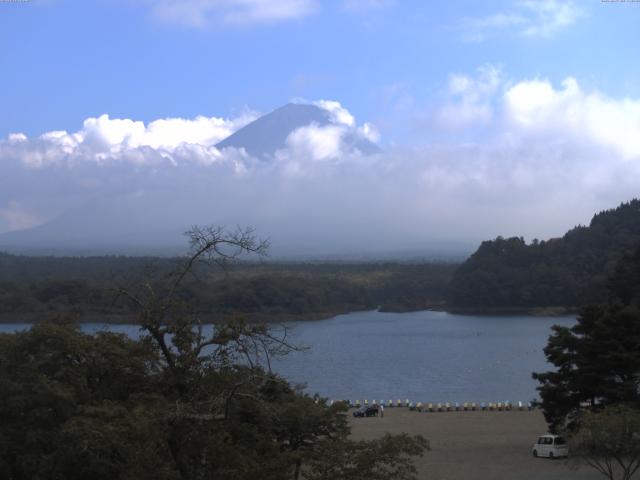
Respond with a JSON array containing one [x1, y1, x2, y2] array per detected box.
[[446, 306, 579, 317], [0, 305, 578, 325]]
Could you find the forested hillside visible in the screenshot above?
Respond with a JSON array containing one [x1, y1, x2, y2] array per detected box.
[[0, 254, 456, 323], [5, 199, 639, 320], [448, 199, 640, 311]]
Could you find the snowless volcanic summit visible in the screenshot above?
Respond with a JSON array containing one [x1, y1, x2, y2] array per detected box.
[[216, 102, 380, 158]]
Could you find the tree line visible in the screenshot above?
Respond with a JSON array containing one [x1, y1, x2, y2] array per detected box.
[[0, 253, 456, 323], [448, 199, 640, 311]]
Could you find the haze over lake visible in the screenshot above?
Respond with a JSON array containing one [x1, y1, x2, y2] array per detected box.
[[0, 310, 574, 403]]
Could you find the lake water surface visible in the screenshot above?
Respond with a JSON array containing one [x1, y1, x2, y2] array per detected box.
[[0, 310, 575, 404], [272, 310, 575, 403]]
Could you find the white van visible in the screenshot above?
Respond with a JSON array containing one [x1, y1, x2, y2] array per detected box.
[[532, 434, 569, 458]]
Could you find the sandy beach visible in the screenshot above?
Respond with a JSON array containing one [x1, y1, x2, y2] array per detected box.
[[349, 408, 601, 480]]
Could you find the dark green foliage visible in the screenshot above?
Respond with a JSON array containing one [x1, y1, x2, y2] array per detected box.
[[533, 305, 640, 431], [449, 199, 640, 310], [0, 227, 429, 480], [0, 256, 457, 322], [533, 247, 640, 432], [568, 405, 640, 480], [374, 264, 452, 312], [304, 434, 429, 480], [0, 321, 427, 480], [202, 274, 374, 315], [608, 246, 640, 307], [0, 322, 165, 480]]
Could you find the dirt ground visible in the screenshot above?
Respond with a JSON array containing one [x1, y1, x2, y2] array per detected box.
[[349, 408, 602, 480]]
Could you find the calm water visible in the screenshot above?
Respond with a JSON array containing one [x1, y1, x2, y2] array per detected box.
[[0, 310, 574, 403]]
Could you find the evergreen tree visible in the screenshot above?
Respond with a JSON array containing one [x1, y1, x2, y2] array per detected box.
[[533, 247, 640, 431]]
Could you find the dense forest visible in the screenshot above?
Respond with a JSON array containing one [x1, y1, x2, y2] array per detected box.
[[448, 199, 640, 312], [0, 253, 456, 323]]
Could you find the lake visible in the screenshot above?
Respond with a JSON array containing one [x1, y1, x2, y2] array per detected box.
[[0, 310, 574, 404]]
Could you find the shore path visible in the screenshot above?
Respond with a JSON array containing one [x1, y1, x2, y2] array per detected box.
[[349, 408, 602, 480]]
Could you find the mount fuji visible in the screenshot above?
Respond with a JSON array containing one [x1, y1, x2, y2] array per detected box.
[[0, 102, 382, 255], [216, 102, 380, 158]]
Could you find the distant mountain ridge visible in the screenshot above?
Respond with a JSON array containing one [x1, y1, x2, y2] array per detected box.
[[216, 103, 380, 157], [447, 199, 640, 311]]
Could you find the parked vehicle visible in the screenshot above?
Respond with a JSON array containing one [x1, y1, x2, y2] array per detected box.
[[532, 434, 568, 458], [353, 405, 379, 417]]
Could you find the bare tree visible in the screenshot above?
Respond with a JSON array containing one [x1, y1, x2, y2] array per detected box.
[[113, 225, 296, 375]]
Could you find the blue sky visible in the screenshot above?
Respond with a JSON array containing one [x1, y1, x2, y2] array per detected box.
[[1, 1, 640, 253], [2, 0, 639, 142]]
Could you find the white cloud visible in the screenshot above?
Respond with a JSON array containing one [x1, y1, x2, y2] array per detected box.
[[281, 124, 347, 162], [147, 0, 318, 27], [358, 122, 380, 144], [7, 133, 27, 143], [519, 0, 583, 37], [462, 0, 584, 42], [1, 112, 257, 168], [503, 77, 640, 158], [312, 100, 355, 126], [273, 100, 378, 165], [1, 86, 640, 254], [0, 100, 380, 173], [436, 64, 501, 128], [433, 67, 640, 160]]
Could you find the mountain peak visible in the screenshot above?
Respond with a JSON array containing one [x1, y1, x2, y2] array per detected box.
[[215, 102, 379, 158]]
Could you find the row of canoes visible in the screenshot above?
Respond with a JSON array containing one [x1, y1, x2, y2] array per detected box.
[[328, 399, 535, 411]]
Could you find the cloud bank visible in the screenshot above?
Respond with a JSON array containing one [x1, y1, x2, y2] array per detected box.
[[1, 75, 640, 255], [2, 111, 258, 168]]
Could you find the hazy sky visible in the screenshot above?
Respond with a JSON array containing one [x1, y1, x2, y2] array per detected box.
[[1, 1, 640, 254]]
